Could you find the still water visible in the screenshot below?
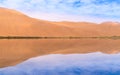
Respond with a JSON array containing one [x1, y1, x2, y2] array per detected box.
[[1, 53, 120, 75], [0, 39, 120, 75]]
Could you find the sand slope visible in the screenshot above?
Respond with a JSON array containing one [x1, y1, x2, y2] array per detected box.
[[0, 7, 120, 36]]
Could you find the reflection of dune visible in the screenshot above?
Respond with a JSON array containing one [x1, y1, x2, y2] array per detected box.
[[1, 39, 120, 67], [1, 53, 120, 75]]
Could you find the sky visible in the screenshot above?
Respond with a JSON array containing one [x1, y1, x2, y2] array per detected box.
[[0, 0, 120, 23]]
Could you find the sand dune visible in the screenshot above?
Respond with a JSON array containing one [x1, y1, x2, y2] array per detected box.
[[0, 7, 120, 37], [1, 7, 120, 67]]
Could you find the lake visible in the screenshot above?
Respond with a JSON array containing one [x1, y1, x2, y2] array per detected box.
[[1, 53, 120, 75], [0, 39, 120, 75]]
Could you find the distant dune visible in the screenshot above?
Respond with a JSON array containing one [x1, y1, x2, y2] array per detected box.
[[1, 7, 120, 67]]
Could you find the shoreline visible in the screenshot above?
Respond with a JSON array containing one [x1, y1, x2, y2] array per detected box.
[[0, 36, 119, 39]]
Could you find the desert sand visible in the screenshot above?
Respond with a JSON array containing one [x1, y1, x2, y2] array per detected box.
[[0, 7, 120, 67], [0, 7, 120, 37]]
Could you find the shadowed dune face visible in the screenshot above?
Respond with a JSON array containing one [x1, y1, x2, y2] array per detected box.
[[1, 39, 120, 67]]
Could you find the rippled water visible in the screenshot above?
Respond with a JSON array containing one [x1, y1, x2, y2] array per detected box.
[[1, 52, 120, 75]]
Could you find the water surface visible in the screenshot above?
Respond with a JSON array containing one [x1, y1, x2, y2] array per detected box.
[[0, 39, 120, 67], [0, 53, 120, 75]]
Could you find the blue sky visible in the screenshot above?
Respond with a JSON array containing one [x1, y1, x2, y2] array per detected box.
[[0, 0, 120, 23]]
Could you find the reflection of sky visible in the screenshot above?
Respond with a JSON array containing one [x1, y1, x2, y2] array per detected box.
[[0, 0, 120, 23], [1, 52, 120, 75]]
